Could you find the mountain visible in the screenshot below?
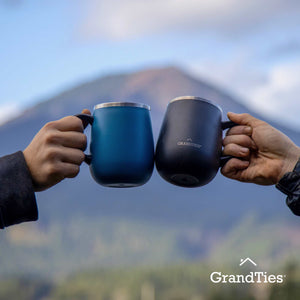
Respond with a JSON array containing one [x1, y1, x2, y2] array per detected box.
[[0, 66, 250, 152], [0, 66, 299, 277]]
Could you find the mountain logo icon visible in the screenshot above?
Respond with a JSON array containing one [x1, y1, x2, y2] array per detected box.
[[239, 258, 257, 267]]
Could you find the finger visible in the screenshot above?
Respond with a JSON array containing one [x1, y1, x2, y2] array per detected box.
[[55, 131, 87, 150], [223, 143, 250, 158], [81, 109, 91, 115], [221, 158, 249, 180], [45, 130, 87, 150], [226, 125, 252, 136], [223, 135, 257, 150], [60, 163, 80, 178], [227, 112, 259, 127], [52, 116, 85, 132], [60, 148, 85, 165]]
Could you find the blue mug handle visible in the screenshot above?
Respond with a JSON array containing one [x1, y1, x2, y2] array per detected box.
[[75, 114, 94, 165]]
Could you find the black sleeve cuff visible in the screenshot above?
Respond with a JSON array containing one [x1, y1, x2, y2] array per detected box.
[[276, 158, 300, 216], [0, 151, 38, 228]]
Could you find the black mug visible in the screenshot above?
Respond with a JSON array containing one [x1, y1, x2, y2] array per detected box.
[[155, 96, 236, 187]]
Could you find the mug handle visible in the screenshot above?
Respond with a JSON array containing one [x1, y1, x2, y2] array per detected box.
[[220, 120, 238, 168], [75, 114, 94, 165]]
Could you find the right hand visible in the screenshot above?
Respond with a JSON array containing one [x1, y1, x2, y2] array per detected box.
[[221, 112, 300, 185], [23, 109, 91, 191]]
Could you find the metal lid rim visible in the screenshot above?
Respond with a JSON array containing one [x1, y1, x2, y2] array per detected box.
[[94, 102, 150, 110], [169, 96, 223, 113]]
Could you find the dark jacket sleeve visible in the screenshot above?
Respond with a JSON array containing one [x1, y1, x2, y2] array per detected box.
[[276, 158, 300, 216], [0, 151, 38, 228]]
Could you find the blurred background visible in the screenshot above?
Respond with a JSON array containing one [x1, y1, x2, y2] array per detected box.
[[0, 0, 300, 299]]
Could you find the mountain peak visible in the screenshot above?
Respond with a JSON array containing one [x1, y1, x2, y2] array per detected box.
[[0, 65, 257, 139]]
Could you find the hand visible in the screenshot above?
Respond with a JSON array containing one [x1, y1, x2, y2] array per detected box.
[[221, 112, 300, 185], [23, 109, 91, 191]]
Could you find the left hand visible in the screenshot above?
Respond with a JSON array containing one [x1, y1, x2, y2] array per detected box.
[[23, 109, 91, 191]]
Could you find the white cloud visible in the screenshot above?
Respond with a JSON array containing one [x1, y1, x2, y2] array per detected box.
[[78, 0, 300, 41], [188, 58, 300, 130], [0, 102, 22, 126], [249, 60, 300, 128]]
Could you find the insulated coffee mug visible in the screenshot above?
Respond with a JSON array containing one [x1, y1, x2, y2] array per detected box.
[[155, 96, 236, 187], [77, 102, 154, 187]]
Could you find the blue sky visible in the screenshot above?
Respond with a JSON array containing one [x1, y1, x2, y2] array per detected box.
[[1, 0, 300, 129]]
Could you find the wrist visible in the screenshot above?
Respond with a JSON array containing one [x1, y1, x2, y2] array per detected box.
[[22, 149, 39, 191], [276, 146, 300, 183]]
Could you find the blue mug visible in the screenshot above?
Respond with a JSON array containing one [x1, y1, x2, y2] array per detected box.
[[77, 102, 154, 187]]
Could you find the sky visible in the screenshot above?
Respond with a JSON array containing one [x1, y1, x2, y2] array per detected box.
[[0, 0, 300, 129]]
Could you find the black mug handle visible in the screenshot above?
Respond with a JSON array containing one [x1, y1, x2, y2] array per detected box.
[[75, 114, 94, 165], [220, 120, 238, 168]]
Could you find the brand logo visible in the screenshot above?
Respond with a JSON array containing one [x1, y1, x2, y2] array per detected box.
[[239, 257, 257, 267], [177, 138, 202, 149], [210, 258, 286, 284]]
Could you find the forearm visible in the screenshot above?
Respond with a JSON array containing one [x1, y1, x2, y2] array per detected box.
[[0, 151, 38, 228], [276, 158, 300, 216]]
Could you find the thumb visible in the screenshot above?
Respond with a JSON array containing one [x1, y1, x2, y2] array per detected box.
[[227, 112, 258, 126], [81, 108, 91, 115]]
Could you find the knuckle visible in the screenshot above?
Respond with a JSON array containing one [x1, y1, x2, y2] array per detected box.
[[243, 126, 252, 135], [223, 137, 229, 146], [71, 116, 84, 131], [226, 126, 239, 136], [44, 121, 57, 130], [69, 166, 80, 178], [241, 113, 251, 119], [45, 131, 60, 144], [45, 147, 60, 161], [220, 167, 227, 176], [221, 164, 231, 176], [239, 149, 249, 157], [225, 143, 234, 153], [80, 151, 85, 162], [46, 163, 61, 177], [63, 116, 74, 122], [77, 151, 85, 164], [79, 133, 87, 147], [222, 144, 228, 153]]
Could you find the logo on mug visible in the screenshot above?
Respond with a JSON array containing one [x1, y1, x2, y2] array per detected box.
[[177, 138, 202, 149]]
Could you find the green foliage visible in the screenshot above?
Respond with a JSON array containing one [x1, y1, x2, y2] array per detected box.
[[0, 277, 52, 300], [49, 264, 211, 300], [269, 263, 300, 300], [1, 215, 299, 279], [0, 262, 299, 300], [0, 217, 180, 277]]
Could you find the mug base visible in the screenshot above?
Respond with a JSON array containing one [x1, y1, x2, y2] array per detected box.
[[170, 174, 200, 187], [103, 182, 142, 188]]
